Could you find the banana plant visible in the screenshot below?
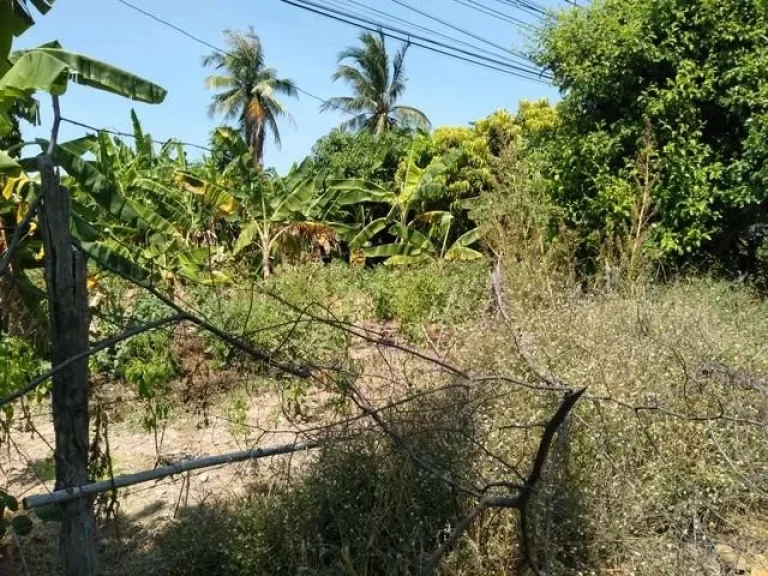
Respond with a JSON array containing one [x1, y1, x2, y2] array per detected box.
[[60, 117, 234, 286], [232, 160, 339, 279], [364, 213, 483, 266], [332, 143, 461, 251], [0, 40, 168, 324]]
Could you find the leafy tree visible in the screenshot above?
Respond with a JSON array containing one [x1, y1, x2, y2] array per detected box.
[[308, 126, 414, 184], [536, 0, 768, 274], [56, 112, 234, 286], [190, 128, 343, 278], [404, 110, 521, 202], [0, 28, 166, 576], [322, 31, 430, 134], [203, 27, 297, 166], [0, 43, 167, 335]]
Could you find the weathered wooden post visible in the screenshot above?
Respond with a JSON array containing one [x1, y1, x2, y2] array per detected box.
[[38, 95, 98, 576]]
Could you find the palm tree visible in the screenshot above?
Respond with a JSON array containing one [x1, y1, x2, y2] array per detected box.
[[203, 28, 297, 166], [322, 31, 430, 134]]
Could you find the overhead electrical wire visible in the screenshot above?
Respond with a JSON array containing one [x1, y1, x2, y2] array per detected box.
[[385, 0, 532, 62], [487, 0, 548, 17], [113, 0, 358, 116], [329, 0, 529, 59], [61, 117, 215, 153], [447, 0, 534, 29], [277, 0, 551, 82]]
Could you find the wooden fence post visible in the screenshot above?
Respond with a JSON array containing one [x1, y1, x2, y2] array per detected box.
[[38, 95, 98, 576]]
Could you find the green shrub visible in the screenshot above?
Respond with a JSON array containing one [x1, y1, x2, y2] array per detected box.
[[535, 0, 768, 275], [0, 334, 48, 428]]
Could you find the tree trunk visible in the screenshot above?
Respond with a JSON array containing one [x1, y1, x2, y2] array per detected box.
[[254, 122, 266, 167], [262, 243, 272, 279], [38, 149, 98, 575]]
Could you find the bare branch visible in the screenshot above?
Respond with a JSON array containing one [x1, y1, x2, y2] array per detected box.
[[80, 246, 314, 379], [419, 388, 587, 575]]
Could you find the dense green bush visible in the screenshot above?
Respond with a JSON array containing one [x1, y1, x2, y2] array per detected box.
[[536, 0, 768, 276], [0, 334, 47, 429], [192, 260, 489, 362], [307, 127, 415, 184]]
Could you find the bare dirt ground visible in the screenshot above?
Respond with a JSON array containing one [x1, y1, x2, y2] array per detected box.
[[0, 379, 334, 574], [0, 330, 410, 574]]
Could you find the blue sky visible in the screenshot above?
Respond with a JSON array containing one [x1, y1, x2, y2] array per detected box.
[[17, 0, 562, 173]]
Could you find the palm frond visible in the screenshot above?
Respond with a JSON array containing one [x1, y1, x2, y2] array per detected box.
[[392, 105, 431, 131]]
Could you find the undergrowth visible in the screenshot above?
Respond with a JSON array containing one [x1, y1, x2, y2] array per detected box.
[[157, 389, 476, 576], [143, 269, 768, 576]]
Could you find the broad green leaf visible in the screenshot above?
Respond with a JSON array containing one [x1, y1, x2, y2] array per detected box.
[[15, 48, 167, 103], [59, 135, 97, 156], [389, 222, 434, 254], [28, 0, 56, 16], [48, 138, 142, 226], [131, 109, 153, 163], [332, 179, 393, 206], [444, 245, 483, 262], [417, 210, 454, 227], [1, 0, 56, 46], [0, 149, 21, 175], [410, 182, 446, 204], [132, 178, 190, 227], [79, 240, 151, 282], [400, 145, 424, 205], [233, 221, 260, 256], [0, 112, 12, 135], [327, 221, 359, 242], [349, 216, 390, 249], [70, 209, 101, 242], [125, 197, 178, 236], [384, 253, 434, 266], [452, 227, 481, 247], [0, 49, 68, 98], [272, 176, 316, 221]]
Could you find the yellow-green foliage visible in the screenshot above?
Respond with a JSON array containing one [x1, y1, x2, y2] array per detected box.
[[515, 98, 559, 141], [400, 109, 523, 200]]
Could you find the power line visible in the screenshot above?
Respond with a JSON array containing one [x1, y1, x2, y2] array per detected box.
[[114, 0, 223, 54], [385, 0, 533, 62], [113, 0, 357, 117], [448, 0, 534, 29], [277, 0, 551, 82], [487, 0, 548, 17], [62, 117, 215, 153], [330, 0, 529, 60], [289, 0, 545, 75]]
